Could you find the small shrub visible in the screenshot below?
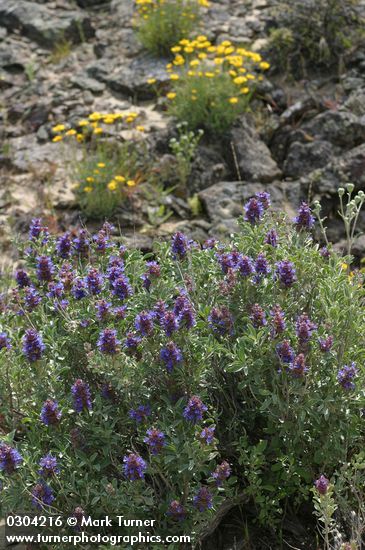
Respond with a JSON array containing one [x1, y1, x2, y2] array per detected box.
[[268, 0, 364, 76], [134, 0, 209, 57], [51, 112, 147, 219], [169, 122, 203, 186], [163, 36, 270, 134], [1, 193, 365, 544]]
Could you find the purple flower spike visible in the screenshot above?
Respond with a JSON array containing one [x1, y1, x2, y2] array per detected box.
[[319, 336, 333, 352], [315, 475, 329, 495], [193, 486, 213, 512], [289, 354, 308, 378], [244, 198, 264, 224], [183, 396, 207, 424], [200, 426, 215, 444], [36, 256, 55, 282], [144, 428, 166, 455], [293, 202, 315, 231], [264, 228, 278, 247], [160, 342, 183, 373], [337, 363, 357, 391], [71, 379, 92, 412], [208, 306, 234, 336], [212, 461, 231, 486], [275, 260, 296, 287], [171, 232, 189, 259], [39, 453, 60, 477], [123, 453, 147, 481], [0, 332, 11, 350], [167, 500, 186, 521], [31, 481, 55, 508], [135, 311, 155, 337], [22, 329, 45, 362], [0, 443, 23, 474], [97, 328, 120, 355], [250, 304, 267, 328], [40, 399, 62, 426]]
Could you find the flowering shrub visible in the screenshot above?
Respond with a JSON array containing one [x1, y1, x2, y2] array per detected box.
[[163, 36, 270, 133], [1, 195, 364, 543], [134, 0, 209, 57], [52, 112, 146, 219]]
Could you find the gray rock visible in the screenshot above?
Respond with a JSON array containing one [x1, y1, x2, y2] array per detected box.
[[0, 0, 94, 48], [283, 140, 335, 178], [199, 180, 301, 234], [106, 55, 170, 99], [302, 143, 365, 195], [70, 73, 106, 94], [343, 89, 365, 116], [230, 119, 282, 183], [301, 110, 365, 149]]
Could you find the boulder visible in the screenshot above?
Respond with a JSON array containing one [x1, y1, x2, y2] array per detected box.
[[283, 140, 335, 178], [230, 119, 282, 183], [198, 180, 301, 234], [301, 110, 365, 149], [0, 0, 94, 48]]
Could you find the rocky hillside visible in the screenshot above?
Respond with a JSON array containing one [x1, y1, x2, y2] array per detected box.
[[1, 0, 365, 265]]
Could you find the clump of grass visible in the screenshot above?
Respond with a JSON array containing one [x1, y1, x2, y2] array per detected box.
[[49, 40, 72, 64]]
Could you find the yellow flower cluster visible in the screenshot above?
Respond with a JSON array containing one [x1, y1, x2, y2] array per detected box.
[[51, 112, 142, 143], [164, 35, 270, 104], [77, 163, 137, 195], [135, 0, 209, 20]]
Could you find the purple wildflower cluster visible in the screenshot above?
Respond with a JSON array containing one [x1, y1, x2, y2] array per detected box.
[[293, 202, 315, 231], [39, 454, 60, 477], [144, 428, 166, 455], [167, 500, 186, 521], [208, 306, 234, 336], [97, 328, 120, 354], [337, 363, 358, 391], [40, 399, 62, 426], [315, 475, 329, 495], [193, 486, 213, 511], [183, 396, 207, 424], [31, 481, 55, 508], [22, 329, 45, 362], [160, 341, 183, 372], [0, 443, 23, 474], [123, 453, 147, 481], [71, 379, 92, 412]]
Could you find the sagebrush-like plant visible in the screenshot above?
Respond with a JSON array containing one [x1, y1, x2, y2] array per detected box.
[[163, 36, 270, 133], [134, 0, 209, 57], [1, 194, 365, 546]]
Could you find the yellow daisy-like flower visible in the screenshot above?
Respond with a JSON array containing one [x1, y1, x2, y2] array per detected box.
[[240, 87, 250, 94], [170, 74, 180, 81], [259, 61, 270, 70], [127, 179, 136, 187], [94, 128, 103, 135], [84, 186, 93, 193], [88, 112, 102, 121], [86, 177, 95, 183], [94, 169, 100, 175], [190, 59, 200, 67], [115, 175, 126, 182], [103, 117, 115, 124], [97, 163, 106, 168], [107, 181, 117, 191], [76, 134, 84, 142], [52, 124, 65, 133], [171, 46, 181, 53], [125, 116, 134, 124], [52, 135, 63, 143], [147, 77, 157, 84], [65, 129, 77, 136], [136, 125, 145, 132], [78, 120, 89, 127], [233, 76, 247, 85], [167, 92, 176, 100], [205, 72, 215, 78], [229, 97, 239, 104]]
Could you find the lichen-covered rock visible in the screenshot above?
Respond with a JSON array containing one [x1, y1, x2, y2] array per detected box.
[[0, 0, 94, 47]]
